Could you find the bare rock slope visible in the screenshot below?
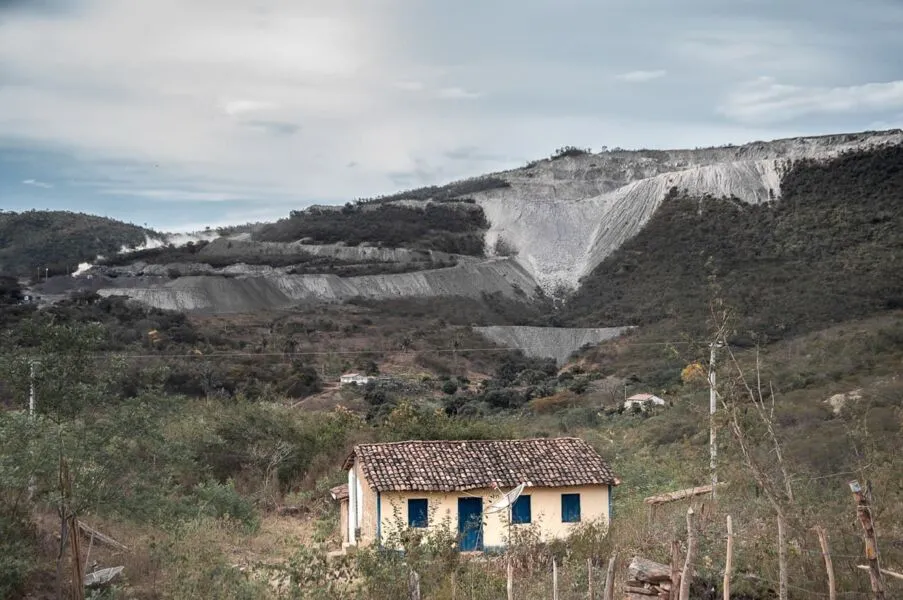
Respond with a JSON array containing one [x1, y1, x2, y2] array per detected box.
[[97, 258, 536, 313], [471, 130, 903, 293], [89, 129, 903, 314], [474, 325, 632, 365]]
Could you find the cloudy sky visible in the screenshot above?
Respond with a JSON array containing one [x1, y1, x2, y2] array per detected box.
[[1, 0, 902, 231]]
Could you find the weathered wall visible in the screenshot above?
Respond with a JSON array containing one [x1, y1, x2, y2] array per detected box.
[[378, 484, 610, 550]]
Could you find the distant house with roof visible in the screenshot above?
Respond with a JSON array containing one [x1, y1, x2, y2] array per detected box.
[[624, 393, 666, 411], [339, 373, 374, 386], [336, 437, 619, 552]]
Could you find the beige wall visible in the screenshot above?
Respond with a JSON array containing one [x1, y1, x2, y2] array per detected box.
[[339, 499, 349, 545], [377, 484, 610, 550], [355, 462, 380, 546]]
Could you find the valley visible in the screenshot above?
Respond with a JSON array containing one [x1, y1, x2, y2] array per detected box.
[[1, 129, 902, 599]]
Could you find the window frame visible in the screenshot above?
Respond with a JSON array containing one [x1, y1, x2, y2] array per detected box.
[[511, 494, 532, 525], [408, 498, 429, 528], [561, 493, 581, 523]]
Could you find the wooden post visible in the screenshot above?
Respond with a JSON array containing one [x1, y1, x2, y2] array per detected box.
[[408, 568, 421, 600], [507, 557, 513, 600], [587, 558, 593, 600], [814, 525, 836, 600], [723, 515, 733, 600], [553, 557, 559, 600], [451, 570, 457, 600], [679, 508, 696, 600], [849, 480, 885, 599], [603, 555, 616, 600], [777, 512, 788, 600], [671, 540, 681, 600]]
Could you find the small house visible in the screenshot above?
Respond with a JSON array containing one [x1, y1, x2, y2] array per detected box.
[[624, 393, 666, 411], [339, 373, 374, 386], [337, 437, 619, 551]]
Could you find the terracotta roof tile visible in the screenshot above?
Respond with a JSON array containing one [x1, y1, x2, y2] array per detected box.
[[330, 484, 349, 500], [343, 437, 618, 492]]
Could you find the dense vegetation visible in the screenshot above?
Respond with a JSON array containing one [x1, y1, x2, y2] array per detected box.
[[256, 203, 490, 256], [355, 176, 510, 204], [563, 145, 903, 339], [0, 210, 152, 279]]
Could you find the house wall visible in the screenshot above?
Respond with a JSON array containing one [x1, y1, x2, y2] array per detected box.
[[377, 484, 610, 550], [338, 498, 349, 545], [354, 461, 380, 546]]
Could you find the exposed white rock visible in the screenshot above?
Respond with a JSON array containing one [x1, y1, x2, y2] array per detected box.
[[825, 389, 863, 415], [472, 130, 903, 293], [97, 258, 537, 313], [474, 325, 632, 365]]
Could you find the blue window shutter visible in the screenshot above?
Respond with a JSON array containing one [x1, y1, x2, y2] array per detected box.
[[511, 495, 531, 524], [408, 499, 428, 528], [561, 493, 581, 523]]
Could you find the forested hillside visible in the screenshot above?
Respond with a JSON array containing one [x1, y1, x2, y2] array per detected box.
[[256, 202, 490, 256], [562, 145, 903, 339], [0, 210, 152, 279]]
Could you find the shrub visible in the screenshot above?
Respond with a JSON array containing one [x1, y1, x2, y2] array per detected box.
[[193, 479, 260, 531]]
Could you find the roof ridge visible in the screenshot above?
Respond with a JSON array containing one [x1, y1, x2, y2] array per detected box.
[[355, 436, 584, 448]]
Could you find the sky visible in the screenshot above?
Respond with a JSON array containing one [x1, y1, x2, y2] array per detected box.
[[1, 0, 902, 232]]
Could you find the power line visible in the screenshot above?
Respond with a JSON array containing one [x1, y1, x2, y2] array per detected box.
[[13, 339, 704, 360]]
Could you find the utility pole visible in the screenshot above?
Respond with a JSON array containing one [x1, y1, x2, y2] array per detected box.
[[709, 342, 720, 499], [27, 360, 38, 501], [29, 360, 36, 416]]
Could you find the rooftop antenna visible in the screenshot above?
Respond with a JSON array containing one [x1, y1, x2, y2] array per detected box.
[[488, 481, 530, 600]]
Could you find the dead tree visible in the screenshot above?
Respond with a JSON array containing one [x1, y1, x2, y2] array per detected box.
[[720, 342, 796, 600]]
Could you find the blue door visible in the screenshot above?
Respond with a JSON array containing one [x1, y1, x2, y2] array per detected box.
[[458, 497, 483, 551]]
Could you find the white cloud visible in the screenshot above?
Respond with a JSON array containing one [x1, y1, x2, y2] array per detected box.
[[436, 87, 483, 100], [22, 178, 53, 188], [101, 188, 247, 202], [395, 81, 425, 92], [616, 70, 666, 83], [0, 0, 900, 227], [720, 77, 903, 123], [221, 100, 279, 117]]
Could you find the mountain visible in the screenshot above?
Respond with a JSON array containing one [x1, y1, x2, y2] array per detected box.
[[562, 141, 903, 338], [0, 210, 153, 279], [55, 129, 898, 322]]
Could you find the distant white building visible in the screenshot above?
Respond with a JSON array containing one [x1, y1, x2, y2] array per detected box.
[[624, 393, 667, 411], [340, 373, 374, 386]]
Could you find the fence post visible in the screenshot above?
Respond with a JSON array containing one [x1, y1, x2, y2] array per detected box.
[[603, 555, 616, 600], [553, 557, 559, 600], [588, 558, 594, 599], [670, 540, 681, 600], [679, 507, 696, 600], [723, 515, 733, 600], [408, 568, 421, 600], [849, 480, 885, 600], [813, 525, 836, 600]]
